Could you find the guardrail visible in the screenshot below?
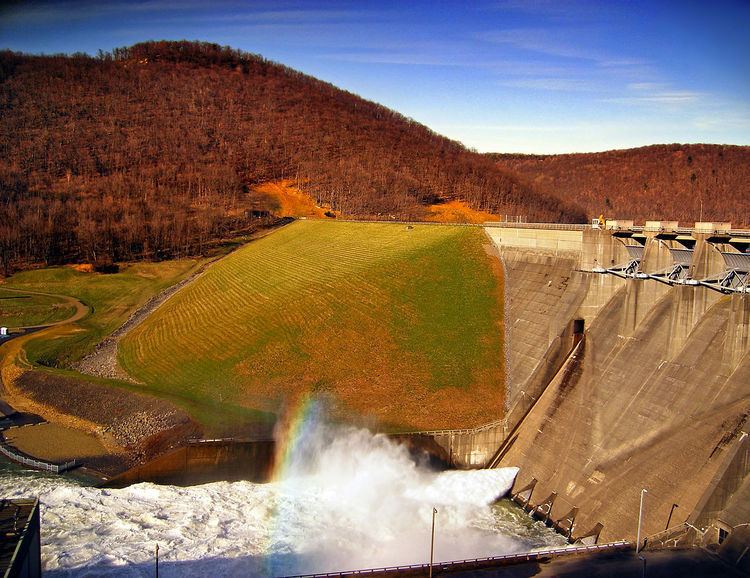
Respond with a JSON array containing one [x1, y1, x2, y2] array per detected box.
[[305, 217, 593, 231], [643, 522, 708, 550], [304, 218, 750, 236], [400, 418, 506, 438], [0, 441, 78, 474], [484, 222, 590, 231], [283, 541, 631, 577]]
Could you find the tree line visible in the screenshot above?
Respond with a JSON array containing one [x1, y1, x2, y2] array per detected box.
[[491, 144, 750, 226], [0, 41, 584, 274]]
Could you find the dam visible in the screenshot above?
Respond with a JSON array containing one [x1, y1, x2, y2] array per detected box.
[[1, 218, 748, 576], [411, 219, 749, 560], [92, 219, 749, 555]]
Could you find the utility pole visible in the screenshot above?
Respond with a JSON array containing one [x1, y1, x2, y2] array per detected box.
[[636, 489, 648, 554], [155, 543, 159, 578], [429, 507, 437, 578]]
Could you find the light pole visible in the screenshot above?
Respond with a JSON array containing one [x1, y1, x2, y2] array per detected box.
[[429, 507, 437, 578], [636, 488, 648, 554], [665, 503, 679, 530]]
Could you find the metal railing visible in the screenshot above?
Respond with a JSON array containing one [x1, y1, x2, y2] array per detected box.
[[0, 441, 78, 474], [282, 541, 631, 577], [643, 522, 709, 550], [305, 217, 594, 231], [483, 222, 590, 231], [401, 418, 507, 438]]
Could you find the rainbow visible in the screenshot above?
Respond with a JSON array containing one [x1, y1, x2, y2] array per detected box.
[[263, 394, 325, 575], [271, 393, 323, 482]]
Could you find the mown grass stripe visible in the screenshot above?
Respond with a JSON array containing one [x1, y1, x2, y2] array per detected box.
[[119, 221, 505, 431]]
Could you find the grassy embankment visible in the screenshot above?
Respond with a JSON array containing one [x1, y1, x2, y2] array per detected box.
[[1, 259, 281, 437], [120, 220, 506, 431]]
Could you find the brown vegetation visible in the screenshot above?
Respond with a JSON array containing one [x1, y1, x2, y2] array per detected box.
[[0, 41, 583, 273], [425, 200, 502, 224], [491, 144, 750, 226], [252, 180, 328, 218]]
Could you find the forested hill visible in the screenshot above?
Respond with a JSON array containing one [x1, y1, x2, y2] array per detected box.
[[491, 144, 750, 226], [0, 40, 584, 273]]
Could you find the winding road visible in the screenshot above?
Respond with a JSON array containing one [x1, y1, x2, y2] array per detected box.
[[0, 287, 90, 417]]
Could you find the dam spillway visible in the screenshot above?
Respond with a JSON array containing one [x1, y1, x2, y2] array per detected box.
[[470, 219, 750, 550]]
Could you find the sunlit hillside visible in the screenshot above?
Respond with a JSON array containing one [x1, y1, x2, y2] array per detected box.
[[119, 221, 506, 431]]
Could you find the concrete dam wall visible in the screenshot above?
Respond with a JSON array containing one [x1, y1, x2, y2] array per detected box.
[[483, 223, 750, 545]]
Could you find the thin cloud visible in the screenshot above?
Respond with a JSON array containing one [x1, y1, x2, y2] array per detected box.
[[322, 51, 571, 76], [606, 91, 704, 105], [478, 27, 596, 60], [141, 9, 388, 26], [323, 52, 467, 67], [1, 1, 308, 26], [488, 0, 621, 23], [498, 77, 599, 91], [627, 82, 670, 92]]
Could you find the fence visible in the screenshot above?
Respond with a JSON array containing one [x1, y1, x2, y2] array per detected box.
[[283, 541, 631, 577], [401, 418, 506, 438], [484, 222, 590, 231], [305, 217, 594, 231], [0, 441, 78, 474]]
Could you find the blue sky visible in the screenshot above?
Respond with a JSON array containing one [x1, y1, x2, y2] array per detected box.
[[1, 0, 748, 153]]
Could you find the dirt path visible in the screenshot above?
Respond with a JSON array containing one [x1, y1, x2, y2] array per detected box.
[[73, 259, 213, 382], [0, 289, 90, 412], [0, 286, 89, 329]]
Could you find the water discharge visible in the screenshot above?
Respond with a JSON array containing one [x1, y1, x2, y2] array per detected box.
[[1, 415, 565, 576]]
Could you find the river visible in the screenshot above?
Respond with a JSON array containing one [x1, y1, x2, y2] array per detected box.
[[1, 419, 565, 577]]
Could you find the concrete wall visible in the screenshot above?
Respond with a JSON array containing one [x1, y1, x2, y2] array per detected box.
[[104, 439, 276, 487], [105, 434, 453, 487], [495, 272, 750, 543], [498, 248, 589, 416], [406, 423, 507, 468], [691, 430, 750, 537], [484, 224, 749, 544], [485, 227, 583, 256]]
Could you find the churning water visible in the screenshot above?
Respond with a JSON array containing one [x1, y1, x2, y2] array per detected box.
[[1, 417, 565, 577]]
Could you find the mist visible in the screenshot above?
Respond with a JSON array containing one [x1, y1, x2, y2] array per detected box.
[[1, 417, 564, 576]]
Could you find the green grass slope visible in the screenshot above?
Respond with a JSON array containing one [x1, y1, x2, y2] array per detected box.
[[120, 221, 505, 430], [0, 289, 75, 328]]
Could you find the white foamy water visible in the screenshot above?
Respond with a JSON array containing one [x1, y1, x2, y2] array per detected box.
[[1, 420, 565, 577]]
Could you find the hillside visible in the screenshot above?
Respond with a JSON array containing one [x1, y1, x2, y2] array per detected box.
[[491, 144, 750, 226], [0, 40, 584, 273], [119, 220, 506, 432]]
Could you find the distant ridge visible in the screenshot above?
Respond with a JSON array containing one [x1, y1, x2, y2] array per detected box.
[[490, 144, 750, 226], [0, 40, 583, 272]]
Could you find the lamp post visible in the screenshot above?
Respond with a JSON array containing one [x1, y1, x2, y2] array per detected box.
[[636, 488, 648, 554], [429, 507, 437, 578], [665, 503, 679, 530]]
